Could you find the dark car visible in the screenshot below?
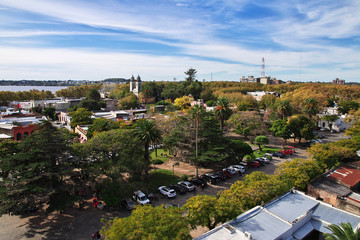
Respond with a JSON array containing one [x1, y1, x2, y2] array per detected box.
[[190, 178, 205, 187], [121, 198, 136, 211], [170, 184, 187, 194], [272, 152, 285, 158], [215, 171, 227, 181], [201, 173, 220, 184]]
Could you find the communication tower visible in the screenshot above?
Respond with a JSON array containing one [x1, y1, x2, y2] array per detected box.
[[261, 57, 265, 77]]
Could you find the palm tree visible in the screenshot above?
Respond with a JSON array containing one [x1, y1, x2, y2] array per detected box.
[[215, 97, 232, 130], [277, 100, 292, 119], [133, 119, 162, 180], [303, 98, 320, 119], [190, 104, 205, 177], [324, 222, 360, 240]]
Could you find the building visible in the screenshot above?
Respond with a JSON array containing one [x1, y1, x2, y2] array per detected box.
[[333, 78, 345, 85], [240, 76, 259, 83], [195, 190, 360, 240], [129, 75, 142, 96], [75, 125, 89, 143], [0, 114, 45, 140], [308, 161, 360, 215], [246, 91, 280, 101]]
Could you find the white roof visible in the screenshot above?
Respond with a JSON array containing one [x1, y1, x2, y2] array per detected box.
[[195, 190, 360, 240]]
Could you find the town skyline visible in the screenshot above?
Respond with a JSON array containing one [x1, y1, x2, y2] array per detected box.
[[0, 0, 359, 82]]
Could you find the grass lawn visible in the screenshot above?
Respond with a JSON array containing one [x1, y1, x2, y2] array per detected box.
[[148, 169, 181, 191], [150, 149, 171, 164], [247, 146, 283, 158]]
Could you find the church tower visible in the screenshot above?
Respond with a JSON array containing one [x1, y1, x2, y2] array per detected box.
[[129, 75, 141, 96]]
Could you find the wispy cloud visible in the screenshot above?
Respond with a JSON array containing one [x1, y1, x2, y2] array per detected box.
[[0, 0, 358, 82]]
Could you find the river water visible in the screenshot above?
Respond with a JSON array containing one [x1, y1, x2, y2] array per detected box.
[[0, 86, 69, 93]]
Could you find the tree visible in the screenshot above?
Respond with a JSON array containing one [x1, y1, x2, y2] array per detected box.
[[215, 97, 232, 130], [287, 115, 314, 143], [74, 129, 145, 180], [276, 100, 293, 119], [101, 205, 191, 240], [68, 108, 93, 129], [324, 222, 360, 240], [184, 68, 197, 82], [187, 80, 203, 100], [0, 121, 71, 214], [184, 195, 221, 230], [307, 143, 356, 171], [190, 105, 206, 177], [86, 117, 119, 139], [255, 136, 269, 152], [275, 158, 322, 190], [303, 98, 320, 119], [133, 119, 162, 180], [117, 93, 138, 110], [270, 119, 291, 145], [338, 100, 360, 114], [259, 94, 277, 109], [174, 96, 193, 110], [236, 95, 258, 111], [86, 88, 101, 101], [227, 111, 267, 140], [42, 107, 56, 120]]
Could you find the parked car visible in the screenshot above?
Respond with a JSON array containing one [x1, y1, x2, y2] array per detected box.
[[178, 181, 195, 191], [238, 161, 248, 168], [263, 153, 273, 160], [273, 151, 285, 158], [190, 178, 207, 187], [158, 186, 177, 198], [301, 142, 312, 148], [132, 190, 151, 205], [229, 165, 246, 173], [248, 160, 261, 168], [214, 171, 227, 181], [223, 167, 237, 175], [320, 128, 328, 131], [222, 169, 233, 178], [256, 157, 270, 164], [201, 173, 220, 184], [121, 198, 136, 211], [170, 184, 187, 194]]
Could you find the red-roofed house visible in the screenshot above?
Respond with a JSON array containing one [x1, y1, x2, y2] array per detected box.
[[308, 161, 360, 215]]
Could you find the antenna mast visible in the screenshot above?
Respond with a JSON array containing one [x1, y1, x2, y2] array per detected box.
[[261, 57, 265, 77]]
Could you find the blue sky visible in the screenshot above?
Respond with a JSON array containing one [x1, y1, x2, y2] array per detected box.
[[0, 0, 359, 82]]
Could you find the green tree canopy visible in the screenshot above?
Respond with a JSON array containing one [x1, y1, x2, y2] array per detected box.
[[101, 205, 191, 240], [0, 121, 71, 214], [68, 108, 93, 129], [255, 135, 269, 151]]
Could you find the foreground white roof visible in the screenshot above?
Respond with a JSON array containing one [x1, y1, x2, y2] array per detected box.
[[195, 190, 360, 240]]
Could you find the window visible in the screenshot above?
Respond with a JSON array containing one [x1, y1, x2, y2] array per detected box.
[[16, 133, 22, 140]]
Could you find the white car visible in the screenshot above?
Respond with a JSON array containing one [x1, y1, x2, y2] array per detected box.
[[256, 157, 270, 164], [132, 190, 150, 205], [223, 167, 237, 175], [229, 165, 246, 173], [158, 186, 176, 198], [178, 181, 195, 191]]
